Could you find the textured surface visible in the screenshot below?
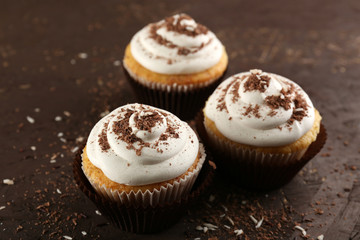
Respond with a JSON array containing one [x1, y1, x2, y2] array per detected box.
[[1, 0, 360, 239]]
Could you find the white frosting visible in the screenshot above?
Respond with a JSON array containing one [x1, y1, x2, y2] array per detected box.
[[130, 13, 223, 74], [86, 103, 199, 186], [204, 70, 315, 147]]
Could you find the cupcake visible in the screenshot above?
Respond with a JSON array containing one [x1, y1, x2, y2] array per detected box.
[[123, 13, 228, 120], [199, 69, 326, 190], [77, 103, 209, 232]]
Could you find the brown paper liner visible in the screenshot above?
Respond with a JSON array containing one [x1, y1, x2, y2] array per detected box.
[[123, 65, 227, 120], [73, 145, 215, 233], [195, 111, 327, 190]]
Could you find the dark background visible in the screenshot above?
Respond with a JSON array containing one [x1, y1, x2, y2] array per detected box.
[[1, 0, 359, 239]]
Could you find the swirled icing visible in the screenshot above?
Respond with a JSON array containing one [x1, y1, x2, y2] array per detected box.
[[129, 13, 223, 74], [204, 69, 315, 147], [86, 103, 199, 185]]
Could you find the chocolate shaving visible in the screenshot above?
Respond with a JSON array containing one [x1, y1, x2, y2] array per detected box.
[[265, 94, 291, 111], [148, 14, 210, 56], [243, 73, 270, 93], [231, 81, 241, 103], [98, 122, 110, 151], [133, 111, 163, 132], [165, 14, 208, 37], [243, 104, 261, 118]]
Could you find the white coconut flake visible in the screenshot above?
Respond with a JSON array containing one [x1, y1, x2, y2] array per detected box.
[[221, 204, 228, 212], [60, 138, 67, 143], [203, 223, 218, 229], [78, 53, 88, 59], [203, 226, 208, 233], [194, 238, 200, 240], [226, 216, 234, 226], [26, 116, 35, 124], [95, 210, 102, 215], [209, 194, 215, 202], [100, 110, 110, 118], [63, 236, 72, 240], [250, 69, 262, 75], [220, 214, 226, 218], [3, 179, 14, 185], [70, 59, 76, 65], [57, 132, 64, 137], [249, 215, 258, 225], [55, 116, 62, 122], [224, 225, 231, 229], [317, 234, 324, 240], [30, 146, 36, 151], [50, 159, 56, 164], [295, 225, 307, 237], [0, 206, 5, 211], [56, 189, 62, 194], [234, 229, 244, 236], [34, 108, 40, 113], [113, 60, 121, 66], [81, 231, 87, 236], [71, 146, 79, 153], [195, 226, 203, 231], [255, 217, 264, 229]]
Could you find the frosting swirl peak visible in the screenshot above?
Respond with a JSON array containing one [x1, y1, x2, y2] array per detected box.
[[204, 70, 315, 147], [130, 13, 223, 74], [86, 104, 199, 185]]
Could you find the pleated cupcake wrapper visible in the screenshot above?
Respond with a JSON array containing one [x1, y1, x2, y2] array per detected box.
[[123, 65, 226, 120], [82, 144, 206, 208], [195, 111, 327, 190], [73, 144, 215, 233]]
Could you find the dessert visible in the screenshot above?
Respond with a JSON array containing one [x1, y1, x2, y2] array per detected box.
[[82, 103, 206, 206], [123, 13, 228, 119], [200, 69, 326, 189]]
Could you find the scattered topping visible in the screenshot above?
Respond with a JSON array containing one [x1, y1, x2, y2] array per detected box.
[[63, 236, 72, 240], [81, 231, 87, 236], [234, 229, 244, 236], [30, 146, 36, 151], [149, 14, 209, 56], [244, 71, 270, 93], [209, 195, 215, 203], [226, 216, 235, 226], [317, 234, 324, 240], [255, 217, 264, 229], [78, 52, 88, 59], [95, 210, 102, 216], [113, 60, 121, 66], [26, 116, 35, 124], [294, 225, 307, 237], [3, 179, 14, 185], [71, 146, 79, 153], [98, 122, 110, 151], [0, 206, 5, 211], [54, 116, 62, 122]]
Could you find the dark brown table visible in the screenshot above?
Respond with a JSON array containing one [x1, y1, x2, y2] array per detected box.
[[1, 1, 359, 239]]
